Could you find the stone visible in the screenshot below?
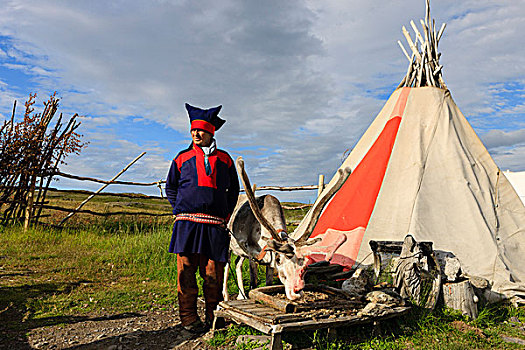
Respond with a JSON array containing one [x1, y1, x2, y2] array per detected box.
[[341, 268, 371, 296], [366, 290, 404, 306], [236, 334, 272, 349], [357, 302, 392, 317], [444, 257, 462, 282]]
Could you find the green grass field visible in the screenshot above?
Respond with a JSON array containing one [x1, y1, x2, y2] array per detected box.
[[1, 189, 524, 349]]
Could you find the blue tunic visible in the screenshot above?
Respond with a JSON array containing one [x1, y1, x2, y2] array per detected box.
[[166, 143, 239, 262]]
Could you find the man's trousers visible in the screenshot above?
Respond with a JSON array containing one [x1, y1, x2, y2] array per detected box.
[[176, 253, 226, 326]]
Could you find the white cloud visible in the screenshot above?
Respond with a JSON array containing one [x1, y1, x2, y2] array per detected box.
[[0, 0, 523, 202], [480, 129, 525, 149]]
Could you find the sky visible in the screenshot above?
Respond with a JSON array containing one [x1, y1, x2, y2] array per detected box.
[[0, 0, 523, 203]]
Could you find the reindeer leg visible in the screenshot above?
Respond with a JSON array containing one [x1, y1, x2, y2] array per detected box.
[[235, 256, 247, 300], [222, 260, 230, 301], [266, 266, 274, 286], [249, 259, 258, 289]]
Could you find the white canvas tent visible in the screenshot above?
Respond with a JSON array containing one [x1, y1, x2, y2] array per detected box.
[[504, 171, 525, 205], [292, 3, 525, 302]]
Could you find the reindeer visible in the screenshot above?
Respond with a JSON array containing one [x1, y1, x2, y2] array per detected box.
[[222, 193, 287, 301], [235, 157, 351, 300]]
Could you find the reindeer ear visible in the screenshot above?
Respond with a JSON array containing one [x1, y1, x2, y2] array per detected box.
[[267, 240, 282, 251], [280, 243, 295, 254]]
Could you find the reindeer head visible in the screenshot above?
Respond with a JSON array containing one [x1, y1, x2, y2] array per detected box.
[[236, 157, 351, 300]]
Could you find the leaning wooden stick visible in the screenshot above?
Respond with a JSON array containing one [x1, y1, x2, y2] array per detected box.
[[58, 152, 146, 226], [397, 41, 412, 62]]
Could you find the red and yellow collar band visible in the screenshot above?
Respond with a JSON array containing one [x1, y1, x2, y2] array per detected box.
[[191, 119, 215, 135]]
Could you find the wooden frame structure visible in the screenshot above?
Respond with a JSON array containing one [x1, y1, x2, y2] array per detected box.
[[214, 297, 410, 350]]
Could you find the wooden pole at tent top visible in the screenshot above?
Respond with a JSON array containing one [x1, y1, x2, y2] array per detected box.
[[397, 0, 447, 89]]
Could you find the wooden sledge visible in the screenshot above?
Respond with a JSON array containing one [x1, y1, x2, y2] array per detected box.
[[213, 285, 410, 350]]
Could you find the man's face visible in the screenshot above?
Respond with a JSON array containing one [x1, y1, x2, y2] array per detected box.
[[191, 129, 213, 147]]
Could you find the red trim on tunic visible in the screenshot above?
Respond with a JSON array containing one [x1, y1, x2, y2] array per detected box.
[[175, 149, 196, 170], [175, 147, 234, 190], [216, 150, 233, 167], [193, 146, 217, 188], [191, 120, 215, 135]]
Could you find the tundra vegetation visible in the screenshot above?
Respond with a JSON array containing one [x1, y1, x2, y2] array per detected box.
[[1, 190, 524, 349]]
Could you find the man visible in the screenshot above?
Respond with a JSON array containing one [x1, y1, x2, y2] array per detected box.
[[166, 103, 239, 333]]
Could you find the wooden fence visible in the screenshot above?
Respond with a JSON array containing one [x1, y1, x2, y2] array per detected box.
[[37, 164, 324, 226]]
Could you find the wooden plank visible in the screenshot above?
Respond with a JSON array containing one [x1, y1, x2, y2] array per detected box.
[[215, 309, 273, 333], [219, 304, 276, 325], [227, 299, 257, 307], [279, 307, 411, 332], [249, 286, 297, 313], [272, 313, 313, 323], [238, 306, 278, 315], [251, 307, 281, 316], [240, 305, 270, 312]]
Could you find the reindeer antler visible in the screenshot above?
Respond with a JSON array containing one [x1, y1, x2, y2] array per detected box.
[[236, 157, 284, 242], [294, 167, 351, 245]]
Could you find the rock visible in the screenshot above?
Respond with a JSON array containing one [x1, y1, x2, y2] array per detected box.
[[366, 290, 404, 306], [444, 257, 462, 282], [236, 335, 272, 349], [357, 302, 392, 317], [467, 275, 489, 289], [502, 336, 525, 345]]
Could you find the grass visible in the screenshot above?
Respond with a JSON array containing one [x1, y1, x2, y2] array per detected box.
[[1, 189, 525, 349], [0, 222, 179, 320]]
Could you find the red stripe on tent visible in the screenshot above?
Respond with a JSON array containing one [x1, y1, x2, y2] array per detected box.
[[308, 88, 410, 267], [310, 117, 401, 236]]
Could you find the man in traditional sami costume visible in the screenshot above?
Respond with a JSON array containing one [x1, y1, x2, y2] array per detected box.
[[166, 103, 239, 333]]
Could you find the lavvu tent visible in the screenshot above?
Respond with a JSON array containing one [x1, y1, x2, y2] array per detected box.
[[291, 1, 525, 303]]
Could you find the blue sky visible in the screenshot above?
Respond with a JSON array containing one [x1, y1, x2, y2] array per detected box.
[[0, 0, 523, 203]]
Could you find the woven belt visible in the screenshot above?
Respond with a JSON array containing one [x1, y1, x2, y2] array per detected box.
[[175, 213, 226, 226]]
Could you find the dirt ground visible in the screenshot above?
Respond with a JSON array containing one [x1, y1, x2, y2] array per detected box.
[[0, 299, 220, 350]]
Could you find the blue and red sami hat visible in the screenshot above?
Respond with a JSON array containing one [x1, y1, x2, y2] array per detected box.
[[185, 103, 225, 136]]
